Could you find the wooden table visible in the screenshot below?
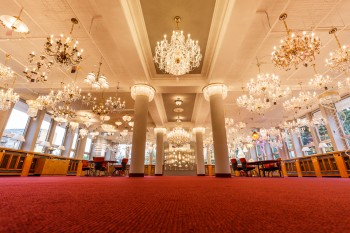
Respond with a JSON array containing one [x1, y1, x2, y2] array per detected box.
[[247, 160, 279, 177]]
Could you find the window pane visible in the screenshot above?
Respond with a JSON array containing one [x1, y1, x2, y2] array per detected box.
[[69, 151, 75, 158], [71, 132, 78, 150], [84, 137, 92, 153], [34, 113, 52, 152], [52, 124, 66, 146], [299, 125, 316, 155], [335, 97, 350, 146], [1, 101, 30, 149]]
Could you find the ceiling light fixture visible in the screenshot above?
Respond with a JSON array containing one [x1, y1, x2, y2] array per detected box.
[[44, 18, 83, 68], [0, 8, 29, 34], [272, 13, 321, 70], [23, 52, 53, 83], [0, 88, 19, 111], [84, 59, 109, 90], [325, 27, 350, 73], [105, 82, 125, 112], [154, 16, 202, 76], [175, 98, 183, 106], [308, 64, 331, 90], [167, 108, 191, 147], [0, 54, 15, 83]]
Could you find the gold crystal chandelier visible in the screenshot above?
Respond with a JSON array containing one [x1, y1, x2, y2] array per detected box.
[[272, 13, 321, 70], [325, 27, 350, 73], [51, 105, 77, 124], [105, 83, 125, 113], [23, 52, 53, 83], [57, 82, 81, 104], [84, 60, 109, 90], [44, 18, 83, 67], [154, 16, 202, 76], [92, 102, 109, 116]]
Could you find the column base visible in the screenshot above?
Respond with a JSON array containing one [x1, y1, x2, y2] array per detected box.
[[129, 173, 145, 177], [155, 174, 163, 176], [197, 174, 205, 176], [215, 173, 231, 178]]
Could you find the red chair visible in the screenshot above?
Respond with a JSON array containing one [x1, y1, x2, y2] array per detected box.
[[81, 160, 92, 176], [93, 157, 107, 176], [239, 158, 256, 176], [262, 158, 282, 177], [113, 158, 129, 176], [231, 158, 243, 176]]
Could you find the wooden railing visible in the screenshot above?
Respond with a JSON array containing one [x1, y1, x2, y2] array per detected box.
[[282, 150, 350, 178], [0, 147, 82, 176]]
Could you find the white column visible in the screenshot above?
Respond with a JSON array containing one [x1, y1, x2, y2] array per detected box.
[[129, 84, 155, 177], [193, 127, 205, 176], [290, 129, 303, 157], [306, 113, 321, 154], [62, 129, 75, 157], [22, 110, 45, 151], [154, 128, 166, 176], [0, 105, 14, 136], [203, 83, 231, 177], [76, 135, 88, 160], [265, 143, 273, 160]]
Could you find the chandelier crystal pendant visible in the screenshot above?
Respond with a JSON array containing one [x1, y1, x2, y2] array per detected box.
[[154, 16, 202, 76], [0, 88, 19, 111], [271, 13, 321, 70], [44, 18, 83, 68], [84, 60, 109, 90], [23, 52, 53, 83], [325, 28, 350, 73], [0, 8, 29, 34]]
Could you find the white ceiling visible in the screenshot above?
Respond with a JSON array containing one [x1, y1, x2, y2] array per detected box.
[[1, 0, 350, 141]]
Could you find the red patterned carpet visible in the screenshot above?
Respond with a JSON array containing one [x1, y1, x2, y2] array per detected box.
[[0, 176, 349, 233]]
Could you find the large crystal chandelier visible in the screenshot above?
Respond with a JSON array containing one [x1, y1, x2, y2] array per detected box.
[[236, 94, 271, 114], [272, 13, 321, 70], [105, 83, 125, 112], [23, 52, 53, 83], [44, 18, 83, 68], [0, 88, 19, 111], [84, 60, 109, 89], [325, 28, 350, 73], [0, 8, 29, 34], [154, 16, 202, 76], [0, 55, 15, 83]]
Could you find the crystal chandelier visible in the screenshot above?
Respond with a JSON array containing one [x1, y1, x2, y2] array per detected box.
[[57, 82, 81, 104], [82, 93, 97, 106], [44, 18, 83, 67], [235, 122, 246, 130], [26, 99, 43, 117], [236, 94, 271, 114], [272, 13, 321, 70], [79, 128, 88, 138], [36, 91, 58, 109], [0, 8, 29, 34], [105, 83, 125, 112], [268, 86, 291, 104], [122, 114, 132, 122], [69, 121, 79, 131], [167, 108, 191, 147], [101, 124, 117, 133], [52, 105, 77, 123], [318, 90, 340, 105], [325, 28, 350, 73], [23, 52, 53, 83], [92, 102, 109, 116], [154, 16, 202, 76], [283, 90, 316, 112], [0, 88, 19, 111], [308, 64, 331, 90], [84, 60, 109, 89], [0, 55, 15, 83]]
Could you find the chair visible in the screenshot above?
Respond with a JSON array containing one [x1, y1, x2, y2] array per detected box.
[[93, 157, 107, 176], [113, 158, 129, 176], [81, 160, 92, 176], [231, 158, 243, 176], [239, 158, 256, 177], [262, 158, 282, 177]]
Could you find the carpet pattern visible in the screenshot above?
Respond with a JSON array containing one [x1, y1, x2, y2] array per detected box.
[[0, 176, 349, 233]]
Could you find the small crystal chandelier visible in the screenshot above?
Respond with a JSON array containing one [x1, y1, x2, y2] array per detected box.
[[0, 54, 15, 83], [122, 114, 132, 122], [36, 91, 58, 109], [105, 83, 125, 112], [0, 88, 19, 111], [23, 52, 53, 83], [308, 64, 331, 90], [57, 82, 81, 104], [154, 16, 202, 76], [52, 105, 77, 124], [0, 8, 29, 34], [167, 109, 191, 147], [79, 128, 88, 139], [84, 60, 109, 89], [272, 13, 321, 70], [283, 84, 316, 112], [26, 99, 43, 118], [325, 28, 350, 73], [236, 94, 271, 114], [92, 102, 109, 116], [82, 93, 97, 106], [101, 124, 117, 133], [44, 18, 83, 68]]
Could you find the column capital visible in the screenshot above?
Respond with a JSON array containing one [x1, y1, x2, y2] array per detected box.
[[131, 84, 156, 102], [192, 127, 205, 134], [154, 127, 166, 134], [202, 83, 227, 101]]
